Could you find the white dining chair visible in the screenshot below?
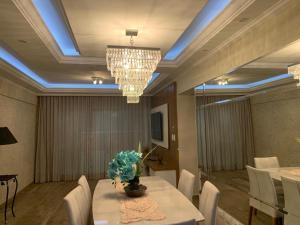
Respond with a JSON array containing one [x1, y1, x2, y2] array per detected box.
[[64, 185, 90, 225], [282, 176, 300, 225], [254, 157, 280, 169], [178, 169, 195, 201], [246, 166, 283, 225], [254, 157, 283, 195], [199, 181, 220, 225], [170, 219, 196, 225], [78, 175, 92, 206]]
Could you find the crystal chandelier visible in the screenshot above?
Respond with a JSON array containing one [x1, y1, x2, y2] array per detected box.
[[106, 30, 161, 103], [288, 64, 300, 86]]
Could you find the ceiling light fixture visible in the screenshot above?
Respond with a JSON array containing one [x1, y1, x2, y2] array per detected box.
[[91, 77, 103, 85], [288, 64, 300, 86], [106, 29, 161, 103], [218, 79, 228, 85]]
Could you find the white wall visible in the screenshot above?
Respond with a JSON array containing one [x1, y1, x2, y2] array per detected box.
[[0, 77, 37, 204], [177, 94, 199, 194]]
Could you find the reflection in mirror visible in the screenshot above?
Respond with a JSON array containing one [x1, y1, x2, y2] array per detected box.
[[194, 40, 300, 224]]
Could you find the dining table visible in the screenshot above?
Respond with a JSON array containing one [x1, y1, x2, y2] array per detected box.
[[261, 167, 300, 181], [92, 176, 204, 225]]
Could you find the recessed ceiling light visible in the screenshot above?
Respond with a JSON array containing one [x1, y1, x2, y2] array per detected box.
[[218, 79, 229, 85], [91, 77, 103, 85]]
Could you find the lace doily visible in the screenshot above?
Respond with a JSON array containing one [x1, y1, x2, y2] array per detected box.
[[120, 196, 166, 224]]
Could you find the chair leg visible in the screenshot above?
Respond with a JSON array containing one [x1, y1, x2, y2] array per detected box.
[[272, 217, 277, 225], [248, 206, 254, 225]]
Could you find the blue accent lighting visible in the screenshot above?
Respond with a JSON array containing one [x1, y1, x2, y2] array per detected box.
[[148, 72, 160, 85], [195, 73, 293, 91], [0, 47, 118, 89], [164, 0, 231, 60], [0, 47, 48, 87], [46, 83, 119, 89], [32, 0, 80, 56], [0, 47, 161, 90]]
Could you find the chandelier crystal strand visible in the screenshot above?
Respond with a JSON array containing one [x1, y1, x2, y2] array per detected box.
[[288, 64, 300, 86], [106, 46, 161, 103]]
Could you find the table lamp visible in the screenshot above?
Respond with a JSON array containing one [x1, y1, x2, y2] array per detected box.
[[0, 127, 17, 145]]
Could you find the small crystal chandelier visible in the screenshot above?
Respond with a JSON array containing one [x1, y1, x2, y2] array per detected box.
[[288, 64, 300, 86], [106, 30, 161, 103]]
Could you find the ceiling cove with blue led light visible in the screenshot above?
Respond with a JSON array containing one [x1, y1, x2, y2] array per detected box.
[[31, 0, 232, 62], [2, 0, 241, 91], [0, 46, 159, 90], [164, 0, 231, 61], [32, 0, 80, 56], [195, 73, 293, 91]]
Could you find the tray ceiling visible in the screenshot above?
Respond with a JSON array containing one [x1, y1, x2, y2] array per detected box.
[[0, 0, 290, 94], [61, 0, 206, 58]]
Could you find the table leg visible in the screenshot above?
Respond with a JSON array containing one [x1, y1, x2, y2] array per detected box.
[[4, 181, 9, 224], [11, 177, 18, 217]]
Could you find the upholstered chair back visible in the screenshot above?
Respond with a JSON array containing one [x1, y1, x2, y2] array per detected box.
[[178, 169, 195, 201], [254, 157, 280, 169], [246, 166, 260, 200], [78, 175, 92, 206], [199, 181, 220, 225], [246, 166, 278, 206], [282, 177, 300, 217], [64, 185, 89, 225]]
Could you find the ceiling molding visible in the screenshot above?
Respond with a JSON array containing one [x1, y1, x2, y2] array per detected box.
[[189, 0, 289, 71], [243, 62, 289, 69], [0, 53, 160, 95], [12, 0, 177, 67], [12, 0, 63, 62], [0, 60, 127, 94], [37, 92, 153, 97], [0, 60, 44, 91], [10, 0, 290, 95], [162, 0, 290, 94], [195, 75, 295, 95], [174, 0, 256, 66]]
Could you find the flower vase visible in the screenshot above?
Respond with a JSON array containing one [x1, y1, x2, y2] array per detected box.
[[124, 176, 147, 197]]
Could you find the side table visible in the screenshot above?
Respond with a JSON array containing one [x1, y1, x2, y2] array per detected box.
[[0, 175, 18, 224]]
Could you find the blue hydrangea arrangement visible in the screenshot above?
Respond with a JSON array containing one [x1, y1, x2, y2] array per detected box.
[[108, 150, 142, 183]]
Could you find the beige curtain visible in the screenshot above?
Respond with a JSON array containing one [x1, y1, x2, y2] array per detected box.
[[35, 96, 151, 183], [196, 96, 255, 173]]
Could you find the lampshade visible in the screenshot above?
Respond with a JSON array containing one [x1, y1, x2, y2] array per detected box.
[[0, 127, 17, 145]]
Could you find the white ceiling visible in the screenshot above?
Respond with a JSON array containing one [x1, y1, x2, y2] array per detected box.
[[61, 0, 206, 57], [257, 39, 300, 64]]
